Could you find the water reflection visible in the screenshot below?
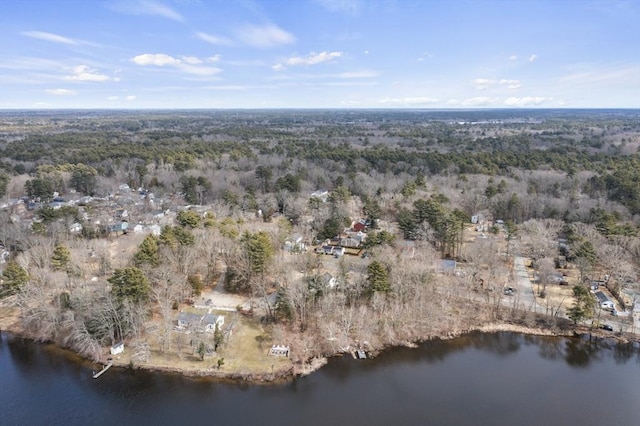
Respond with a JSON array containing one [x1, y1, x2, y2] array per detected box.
[[2, 331, 639, 426]]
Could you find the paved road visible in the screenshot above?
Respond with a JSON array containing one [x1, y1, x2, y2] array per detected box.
[[512, 256, 541, 313]]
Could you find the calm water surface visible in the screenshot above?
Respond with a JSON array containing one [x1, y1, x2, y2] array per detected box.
[[1, 331, 638, 426]]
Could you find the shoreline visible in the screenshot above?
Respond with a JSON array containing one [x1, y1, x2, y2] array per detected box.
[[2, 318, 636, 385]]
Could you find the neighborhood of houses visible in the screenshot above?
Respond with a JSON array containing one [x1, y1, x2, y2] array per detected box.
[[1, 182, 638, 365]]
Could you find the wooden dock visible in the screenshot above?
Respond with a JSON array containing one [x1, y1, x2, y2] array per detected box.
[[92, 361, 113, 379]]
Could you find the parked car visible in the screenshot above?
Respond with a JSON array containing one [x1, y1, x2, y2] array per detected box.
[[601, 324, 614, 331]]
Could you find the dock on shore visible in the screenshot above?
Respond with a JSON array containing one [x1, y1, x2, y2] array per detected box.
[[92, 361, 113, 379]]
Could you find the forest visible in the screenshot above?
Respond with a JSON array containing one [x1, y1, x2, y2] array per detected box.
[[0, 109, 638, 373]]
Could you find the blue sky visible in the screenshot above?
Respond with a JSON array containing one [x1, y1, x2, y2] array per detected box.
[[1, 0, 639, 109]]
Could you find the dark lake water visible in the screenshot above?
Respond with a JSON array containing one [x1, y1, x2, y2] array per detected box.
[[1, 331, 638, 426]]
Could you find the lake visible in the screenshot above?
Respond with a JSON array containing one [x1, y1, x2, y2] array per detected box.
[[1, 331, 638, 426]]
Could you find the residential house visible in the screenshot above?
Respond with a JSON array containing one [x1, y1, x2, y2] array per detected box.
[[284, 235, 307, 252], [177, 311, 225, 333], [352, 219, 367, 233], [440, 259, 457, 274], [177, 312, 202, 329], [202, 314, 225, 332], [106, 221, 129, 235], [310, 190, 329, 203], [320, 272, 338, 289], [149, 224, 161, 236], [110, 342, 124, 355]]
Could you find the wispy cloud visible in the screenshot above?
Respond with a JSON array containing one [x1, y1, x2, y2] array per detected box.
[[473, 78, 521, 90], [509, 55, 518, 60], [130, 53, 222, 76], [558, 65, 639, 85], [315, 0, 363, 15], [504, 96, 549, 106], [64, 65, 112, 82], [106, 95, 137, 101], [378, 97, 439, 106], [196, 32, 235, 46], [267, 70, 379, 81], [273, 51, 342, 70], [45, 88, 76, 95], [21, 31, 78, 45], [499, 79, 521, 89], [417, 52, 433, 62], [202, 84, 277, 91], [236, 24, 295, 48], [473, 78, 494, 90], [448, 97, 498, 107], [529, 54, 537, 62], [338, 70, 378, 78], [109, 0, 184, 22]]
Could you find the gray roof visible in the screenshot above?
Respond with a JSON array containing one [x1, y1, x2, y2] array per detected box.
[[177, 312, 202, 324]]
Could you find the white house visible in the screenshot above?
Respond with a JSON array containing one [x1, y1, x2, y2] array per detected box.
[[149, 224, 161, 236], [110, 342, 124, 355], [203, 314, 225, 332], [310, 190, 329, 203]]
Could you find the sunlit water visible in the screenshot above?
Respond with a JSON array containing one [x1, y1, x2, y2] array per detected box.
[[1, 331, 638, 426]]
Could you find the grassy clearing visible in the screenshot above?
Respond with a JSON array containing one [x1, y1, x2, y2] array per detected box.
[[110, 312, 292, 377], [219, 314, 292, 374]]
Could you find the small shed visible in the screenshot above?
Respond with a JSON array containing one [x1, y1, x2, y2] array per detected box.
[[110, 342, 124, 355], [269, 345, 290, 357]]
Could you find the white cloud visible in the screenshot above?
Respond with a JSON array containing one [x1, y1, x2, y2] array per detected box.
[[499, 79, 521, 89], [473, 78, 522, 90], [461, 97, 498, 106], [378, 97, 439, 105], [202, 84, 277, 91], [181, 56, 203, 65], [196, 32, 235, 46], [274, 51, 343, 70], [364, 50, 369, 55], [509, 55, 518, 60], [107, 95, 137, 101], [236, 24, 295, 48], [504, 96, 549, 106], [46, 88, 76, 96], [64, 65, 111, 82], [315, 0, 362, 15], [473, 78, 494, 90], [529, 54, 537, 62], [21, 31, 78, 45], [130, 53, 221, 76], [131, 53, 181, 66], [109, 0, 184, 22]]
